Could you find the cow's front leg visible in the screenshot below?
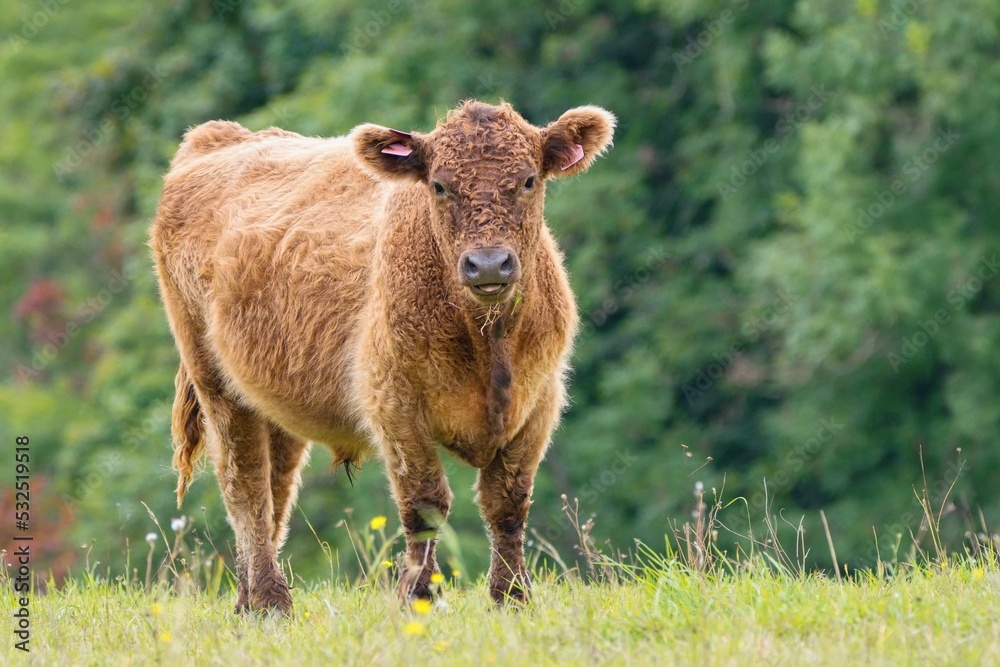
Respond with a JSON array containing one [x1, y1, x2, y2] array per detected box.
[[383, 441, 452, 601], [476, 406, 555, 605]]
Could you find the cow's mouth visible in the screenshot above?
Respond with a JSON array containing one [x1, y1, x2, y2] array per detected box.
[[468, 282, 512, 302], [471, 283, 508, 296]]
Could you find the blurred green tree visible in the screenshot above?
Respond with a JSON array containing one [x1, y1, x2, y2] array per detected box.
[[2, 0, 998, 581]]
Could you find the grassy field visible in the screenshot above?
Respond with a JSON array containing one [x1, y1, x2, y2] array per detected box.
[[5, 484, 1000, 666], [3, 560, 999, 666]]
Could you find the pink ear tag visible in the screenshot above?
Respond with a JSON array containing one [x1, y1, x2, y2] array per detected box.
[[381, 143, 412, 156], [560, 143, 585, 170], [382, 128, 414, 156]]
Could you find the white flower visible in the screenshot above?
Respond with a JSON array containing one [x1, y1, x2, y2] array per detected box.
[[145, 532, 158, 544], [694, 481, 704, 495], [170, 517, 186, 532]]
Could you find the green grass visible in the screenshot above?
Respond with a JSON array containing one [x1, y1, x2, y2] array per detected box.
[[6, 465, 996, 665], [3, 562, 1000, 666]]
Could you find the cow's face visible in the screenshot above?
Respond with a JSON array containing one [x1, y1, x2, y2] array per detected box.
[[353, 102, 615, 305]]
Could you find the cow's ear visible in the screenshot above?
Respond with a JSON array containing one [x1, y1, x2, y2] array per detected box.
[[351, 124, 428, 181], [541, 106, 616, 178]]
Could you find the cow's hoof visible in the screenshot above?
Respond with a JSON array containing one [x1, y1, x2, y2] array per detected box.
[[249, 574, 293, 616], [398, 566, 439, 602], [399, 579, 435, 602], [490, 586, 530, 606], [489, 573, 531, 606], [248, 597, 293, 617], [234, 588, 251, 615]]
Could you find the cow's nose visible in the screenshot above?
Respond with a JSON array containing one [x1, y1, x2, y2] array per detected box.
[[459, 248, 521, 288]]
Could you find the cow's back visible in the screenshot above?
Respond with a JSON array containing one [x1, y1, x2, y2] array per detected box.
[[152, 121, 381, 449]]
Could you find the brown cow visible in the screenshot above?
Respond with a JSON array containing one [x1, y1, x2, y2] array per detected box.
[[150, 100, 615, 613]]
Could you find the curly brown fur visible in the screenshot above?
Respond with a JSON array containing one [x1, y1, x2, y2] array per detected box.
[[151, 100, 614, 612], [485, 315, 512, 446]]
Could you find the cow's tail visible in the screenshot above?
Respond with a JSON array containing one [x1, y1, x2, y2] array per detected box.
[[171, 362, 205, 508]]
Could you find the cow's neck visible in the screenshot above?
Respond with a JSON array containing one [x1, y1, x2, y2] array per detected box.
[[454, 271, 536, 446], [482, 312, 512, 444]]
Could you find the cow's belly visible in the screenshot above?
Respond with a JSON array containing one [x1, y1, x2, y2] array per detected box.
[[237, 379, 370, 448], [205, 206, 376, 440], [219, 345, 372, 449], [208, 283, 372, 452]]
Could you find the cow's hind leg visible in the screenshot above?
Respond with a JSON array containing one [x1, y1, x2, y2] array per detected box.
[[154, 266, 291, 614], [268, 424, 310, 549], [383, 443, 452, 600], [204, 399, 292, 615]]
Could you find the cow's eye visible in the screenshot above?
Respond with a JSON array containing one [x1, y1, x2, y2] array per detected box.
[[523, 175, 536, 191], [432, 181, 446, 196]]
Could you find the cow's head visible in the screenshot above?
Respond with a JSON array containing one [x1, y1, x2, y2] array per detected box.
[[352, 101, 615, 305]]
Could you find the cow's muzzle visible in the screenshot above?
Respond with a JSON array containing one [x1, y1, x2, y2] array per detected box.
[[459, 247, 521, 300]]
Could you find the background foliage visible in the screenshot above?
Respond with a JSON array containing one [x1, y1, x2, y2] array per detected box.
[[2, 0, 998, 581]]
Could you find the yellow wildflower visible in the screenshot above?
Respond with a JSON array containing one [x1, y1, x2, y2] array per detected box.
[[451, 569, 461, 578], [412, 599, 433, 615], [160, 631, 171, 643], [430, 573, 445, 584], [403, 621, 425, 636], [151, 603, 163, 616], [973, 569, 986, 581], [382, 560, 394, 568], [369, 516, 387, 530]]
